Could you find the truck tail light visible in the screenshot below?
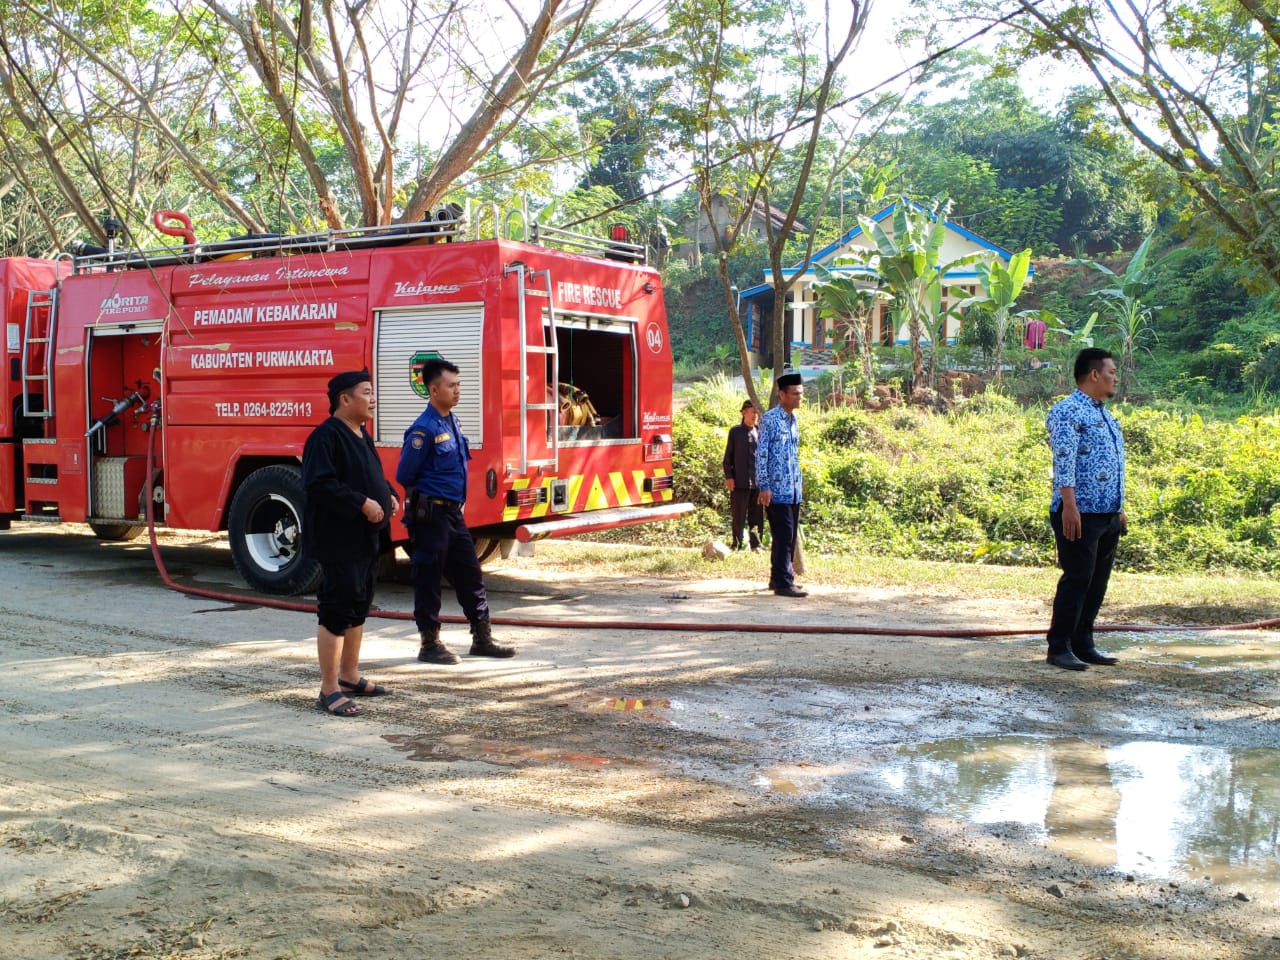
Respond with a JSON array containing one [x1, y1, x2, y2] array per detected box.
[[506, 486, 548, 508], [643, 475, 674, 493]]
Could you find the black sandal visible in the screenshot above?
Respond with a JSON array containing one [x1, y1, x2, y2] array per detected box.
[[339, 677, 393, 697], [317, 690, 363, 716]]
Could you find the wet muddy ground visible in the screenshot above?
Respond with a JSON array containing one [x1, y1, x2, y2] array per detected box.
[[2, 524, 1278, 959], [384, 632, 1280, 899]]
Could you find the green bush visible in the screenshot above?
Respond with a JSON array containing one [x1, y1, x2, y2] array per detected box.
[[680, 374, 745, 428], [1185, 343, 1248, 390], [1245, 334, 1280, 392], [652, 387, 1280, 575], [826, 448, 893, 505], [820, 407, 875, 446], [672, 410, 729, 512]]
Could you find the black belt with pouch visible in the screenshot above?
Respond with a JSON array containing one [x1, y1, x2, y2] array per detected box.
[[408, 491, 463, 523]]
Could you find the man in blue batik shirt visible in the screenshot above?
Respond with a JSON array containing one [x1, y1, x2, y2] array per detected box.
[[396, 358, 515, 664], [1045, 348, 1128, 670], [756, 372, 806, 598]]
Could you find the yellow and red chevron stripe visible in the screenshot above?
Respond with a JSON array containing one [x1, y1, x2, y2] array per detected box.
[[501, 468, 671, 522]]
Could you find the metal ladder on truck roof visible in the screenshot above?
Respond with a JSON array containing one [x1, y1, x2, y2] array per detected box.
[[505, 262, 558, 474], [21, 289, 57, 418]]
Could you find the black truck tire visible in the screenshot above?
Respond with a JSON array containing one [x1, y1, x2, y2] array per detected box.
[[227, 464, 320, 595], [474, 536, 503, 564], [89, 521, 146, 541]]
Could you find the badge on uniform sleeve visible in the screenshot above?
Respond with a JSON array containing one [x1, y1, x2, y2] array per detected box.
[[434, 432, 451, 444], [410, 431, 425, 449]]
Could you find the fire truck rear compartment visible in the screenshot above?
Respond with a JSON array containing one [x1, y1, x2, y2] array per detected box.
[[84, 328, 159, 534], [552, 320, 635, 442]]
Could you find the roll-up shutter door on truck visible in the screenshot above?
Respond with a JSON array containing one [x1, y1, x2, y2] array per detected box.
[[374, 303, 484, 447]]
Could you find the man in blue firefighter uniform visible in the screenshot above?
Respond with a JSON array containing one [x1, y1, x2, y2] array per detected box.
[[396, 357, 516, 664]]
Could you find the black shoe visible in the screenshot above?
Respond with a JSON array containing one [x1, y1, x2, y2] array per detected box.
[[470, 637, 516, 658], [469, 622, 516, 658], [1047, 650, 1089, 671], [1074, 648, 1119, 665], [773, 586, 808, 598], [417, 630, 460, 665]]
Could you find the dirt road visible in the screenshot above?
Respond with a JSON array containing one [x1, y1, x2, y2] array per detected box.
[[2, 525, 1278, 959]]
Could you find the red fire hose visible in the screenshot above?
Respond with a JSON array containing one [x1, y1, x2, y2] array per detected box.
[[142, 415, 1280, 637], [153, 210, 197, 246]]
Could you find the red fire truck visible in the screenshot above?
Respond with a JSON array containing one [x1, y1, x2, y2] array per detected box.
[[0, 211, 690, 593]]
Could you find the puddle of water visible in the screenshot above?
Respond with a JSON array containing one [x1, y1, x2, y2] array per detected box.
[[658, 679, 1279, 894], [875, 735, 1280, 892], [753, 767, 812, 795], [587, 696, 672, 715], [655, 679, 1073, 806], [386, 675, 1279, 897], [666, 679, 1064, 748]]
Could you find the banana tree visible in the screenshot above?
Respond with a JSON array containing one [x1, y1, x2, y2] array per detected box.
[[812, 263, 888, 393], [710, 342, 737, 373], [839, 197, 985, 390], [1072, 232, 1164, 400], [950, 247, 1037, 387], [1047, 311, 1097, 392]]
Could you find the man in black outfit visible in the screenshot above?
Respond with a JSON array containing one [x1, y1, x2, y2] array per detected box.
[[302, 370, 399, 716], [722, 399, 763, 551]]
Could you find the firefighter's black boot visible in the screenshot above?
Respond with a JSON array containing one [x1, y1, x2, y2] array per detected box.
[[417, 628, 460, 665], [469, 620, 515, 658]]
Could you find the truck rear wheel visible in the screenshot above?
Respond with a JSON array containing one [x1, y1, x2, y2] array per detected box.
[[89, 521, 145, 541], [228, 464, 320, 595], [474, 536, 502, 564]]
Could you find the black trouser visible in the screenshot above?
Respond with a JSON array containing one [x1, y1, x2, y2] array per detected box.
[[409, 504, 489, 632], [765, 501, 801, 590], [729, 487, 763, 550], [1047, 510, 1122, 655]]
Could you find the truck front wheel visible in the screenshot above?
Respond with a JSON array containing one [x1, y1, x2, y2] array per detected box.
[[228, 464, 320, 595]]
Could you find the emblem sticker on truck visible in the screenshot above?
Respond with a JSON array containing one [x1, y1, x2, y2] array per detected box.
[[410, 350, 442, 397]]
